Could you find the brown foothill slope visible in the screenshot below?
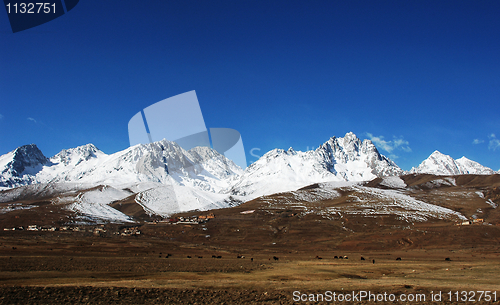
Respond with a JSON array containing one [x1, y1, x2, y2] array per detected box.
[[109, 195, 155, 222], [366, 174, 500, 189]]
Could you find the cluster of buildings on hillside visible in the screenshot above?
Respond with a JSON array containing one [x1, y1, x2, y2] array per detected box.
[[3, 224, 102, 232], [2, 213, 217, 233], [115, 226, 141, 236], [148, 213, 215, 225], [456, 218, 484, 226], [3, 225, 58, 231], [3, 224, 141, 236]]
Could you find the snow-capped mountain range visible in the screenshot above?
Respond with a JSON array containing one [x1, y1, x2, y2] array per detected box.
[[226, 132, 404, 198], [410, 150, 496, 175], [0, 132, 497, 221], [0, 140, 243, 190], [0, 140, 244, 220]]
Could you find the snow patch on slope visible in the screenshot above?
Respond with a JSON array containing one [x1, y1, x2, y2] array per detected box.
[[0, 203, 38, 214], [290, 188, 341, 202], [67, 186, 133, 222], [259, 182, 466, 222], [423, 177, 456, 188], [341, 185, 467, 222], [0, 182, 94, 203], [134, 179, 241, 217], [134, 184, 179, 216], [486, 199, 498, 209], [380, 176, 407, 189]]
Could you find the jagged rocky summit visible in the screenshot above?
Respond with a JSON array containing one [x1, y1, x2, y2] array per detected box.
[[226, 132, 404, 198]]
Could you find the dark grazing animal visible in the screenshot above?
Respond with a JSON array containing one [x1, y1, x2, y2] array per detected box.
[[361, 257, 365, 261], [396, 257, 402, 261], [273, 256, 279, 261]]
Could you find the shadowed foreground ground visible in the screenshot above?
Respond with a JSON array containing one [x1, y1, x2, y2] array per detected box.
[[1, 230, 499, 304]]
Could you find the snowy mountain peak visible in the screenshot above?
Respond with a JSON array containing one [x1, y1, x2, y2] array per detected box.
[[0, 144, 49, 188], [227, 132, 404, 199], [2, 144, 47, 172], [51, 143, 105, 166], [430, 150, 446, 157], [341, 131, 361, 149], [11, 144, 48, 171], [342, 131, 358, 142], [455, 156, 496, 175], [315, 133, 401, 177], [258, 148, 294, 161], [320, 133, 370, 160], [410, 151, 495, 175], [410, 151, 461, 175], [187, 145, 244, 179]]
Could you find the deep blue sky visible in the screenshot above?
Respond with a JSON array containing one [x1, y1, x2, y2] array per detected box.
[[1, 1, 499, 170]]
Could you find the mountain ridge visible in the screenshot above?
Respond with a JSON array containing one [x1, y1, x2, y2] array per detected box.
[[1, 132, 498, 221], [226, 132, 405, 199], [410, 150, 496, 175], [2, 134, 497, 194]]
